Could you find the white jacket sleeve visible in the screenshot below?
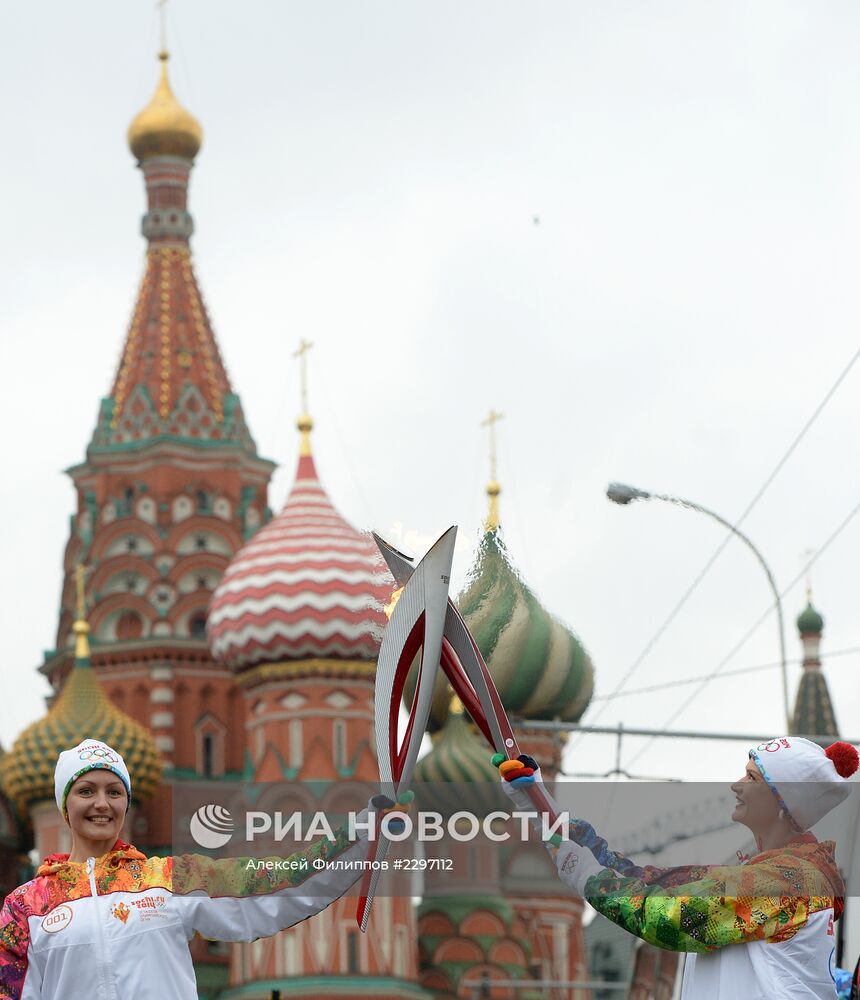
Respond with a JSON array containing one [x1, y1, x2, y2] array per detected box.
[[173, 822, 372, 942]]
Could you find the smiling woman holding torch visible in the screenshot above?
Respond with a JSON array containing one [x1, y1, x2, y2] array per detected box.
[[0, 737, 407, 1000], [0, 570, 413, 1000]]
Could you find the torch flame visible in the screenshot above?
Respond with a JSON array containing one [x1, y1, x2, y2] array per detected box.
[[384, 586, 404, 619]]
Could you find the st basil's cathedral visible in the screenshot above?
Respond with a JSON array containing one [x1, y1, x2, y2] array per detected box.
[[0, 45, 839, 1000]]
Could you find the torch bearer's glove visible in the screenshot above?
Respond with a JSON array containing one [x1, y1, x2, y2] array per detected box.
[[493, 753, 569, 847], [498, 753, 540, 785], [554, 840, 605, 896], [493, 753, 543, 813]]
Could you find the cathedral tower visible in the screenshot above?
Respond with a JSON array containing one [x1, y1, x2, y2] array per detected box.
[[791, 594, 839, 740], [43, 49, 274, 850], [209, 359, 422, 998]]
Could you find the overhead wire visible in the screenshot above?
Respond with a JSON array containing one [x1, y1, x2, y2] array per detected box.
[[589, 644, 860, 702], [569, 342, 860, 753], [624, 493, 860, 769]]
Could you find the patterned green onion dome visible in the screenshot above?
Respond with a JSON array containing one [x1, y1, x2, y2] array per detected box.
[[414, 701, 504, 817], [796, 601, 824, 636], [1, 654, 162, 817], [405, 529, 593, 732]]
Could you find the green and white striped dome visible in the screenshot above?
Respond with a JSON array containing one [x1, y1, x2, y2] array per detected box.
[[406, 528, 593, 732]]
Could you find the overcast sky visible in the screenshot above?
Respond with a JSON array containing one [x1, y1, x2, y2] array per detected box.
[[3, 1, 859, 805]]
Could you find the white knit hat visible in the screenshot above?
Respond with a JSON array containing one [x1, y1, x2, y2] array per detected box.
[[749, 737, 858, 831], [54, 739, 132, 816]]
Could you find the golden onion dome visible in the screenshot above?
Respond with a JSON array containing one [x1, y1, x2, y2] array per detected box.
[[0, 622, 162, 817], [128, 51, 203, 162]]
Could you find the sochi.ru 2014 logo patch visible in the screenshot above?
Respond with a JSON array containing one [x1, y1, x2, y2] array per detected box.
[[41, 905, 73, 934], [111, 902, 131, 924], [129, 895, 167, 922]]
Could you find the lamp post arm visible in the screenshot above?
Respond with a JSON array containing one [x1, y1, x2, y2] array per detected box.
[[653, 492, 790, 731]]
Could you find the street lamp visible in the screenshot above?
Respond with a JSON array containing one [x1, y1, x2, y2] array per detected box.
[[606, 481, 790, 731]]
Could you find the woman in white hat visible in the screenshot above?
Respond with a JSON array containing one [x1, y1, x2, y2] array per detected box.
[[499, 737, 858, 1000], [0, 738, 404, 1000]]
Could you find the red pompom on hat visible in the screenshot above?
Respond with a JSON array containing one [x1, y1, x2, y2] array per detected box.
[[825, 741, 859, 779]]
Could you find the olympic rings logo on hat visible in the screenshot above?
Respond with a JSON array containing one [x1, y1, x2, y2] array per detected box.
[[78, 746, 119, 763], [757, 739, 791, 753]]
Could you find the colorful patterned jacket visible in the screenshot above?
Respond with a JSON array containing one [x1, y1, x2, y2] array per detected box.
[[0, 830, 368, 1000], [569, 819, 844, 999]]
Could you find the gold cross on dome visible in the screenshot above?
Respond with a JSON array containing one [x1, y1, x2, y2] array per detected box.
[[292, 339, 315, 456], [74, 563, 90, 620], [481, 409, 504, 530], [481, 409, 504, 484], [292, 339, 314, 415], [72, 564, 92, 660]]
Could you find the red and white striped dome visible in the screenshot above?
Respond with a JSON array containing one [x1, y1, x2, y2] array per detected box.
[[208, 453, 392, 668]]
